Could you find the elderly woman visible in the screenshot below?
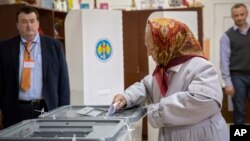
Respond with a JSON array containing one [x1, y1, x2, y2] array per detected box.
[[112, 18, 229, 141]]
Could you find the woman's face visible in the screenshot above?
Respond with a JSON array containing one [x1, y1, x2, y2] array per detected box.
[[145, 25, 158, 63]]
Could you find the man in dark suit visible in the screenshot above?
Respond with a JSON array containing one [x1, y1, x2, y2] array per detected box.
[[0, 6, 70, 129]]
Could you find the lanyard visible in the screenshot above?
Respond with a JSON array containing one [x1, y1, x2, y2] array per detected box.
[[21, 38, 38, 60]]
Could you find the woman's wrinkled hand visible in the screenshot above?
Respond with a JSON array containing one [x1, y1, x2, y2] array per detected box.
[[113, 94, 127, 109]]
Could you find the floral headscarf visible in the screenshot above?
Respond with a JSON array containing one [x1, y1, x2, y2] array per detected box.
[[146, 18, 206, 96]]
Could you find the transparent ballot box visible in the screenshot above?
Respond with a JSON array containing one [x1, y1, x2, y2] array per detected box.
[[0, 118, 128, 141], [39, 105, 146, 141]]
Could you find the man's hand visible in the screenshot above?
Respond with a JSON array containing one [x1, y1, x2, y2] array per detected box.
[[224, 86, 235, 96], [113, 94, 127, 109]]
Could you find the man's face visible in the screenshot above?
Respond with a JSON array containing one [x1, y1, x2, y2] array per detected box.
[[16, 12, 39, 40], [231, 6, 248, 27]]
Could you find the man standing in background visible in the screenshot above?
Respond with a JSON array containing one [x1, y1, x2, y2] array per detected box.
[[220, 3, 250, 125], [0, 6, 70, 129]]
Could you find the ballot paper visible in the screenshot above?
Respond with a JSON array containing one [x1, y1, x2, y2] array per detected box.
[[77, 107, 94, 115], [77, 107, 103, 117], [107, 102, 119, 117]]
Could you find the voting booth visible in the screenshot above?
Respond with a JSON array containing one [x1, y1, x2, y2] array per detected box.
[[65, 9, 124, 105]]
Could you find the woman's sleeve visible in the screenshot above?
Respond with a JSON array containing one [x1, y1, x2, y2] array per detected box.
[[148, 59, 222, 128], [123, 75, 153, 107]]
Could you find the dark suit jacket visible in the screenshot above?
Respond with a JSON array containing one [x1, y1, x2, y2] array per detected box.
[[0, 35, 70, 128]]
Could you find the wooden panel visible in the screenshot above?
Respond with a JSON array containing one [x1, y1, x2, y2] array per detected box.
[[36, 8, 54, 37], [137, 10, 153, 75], [0, 4, 22, 40], [53, 10, 67, 53], [53, 10, 67, 38], [122, 11, 140, 88]]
